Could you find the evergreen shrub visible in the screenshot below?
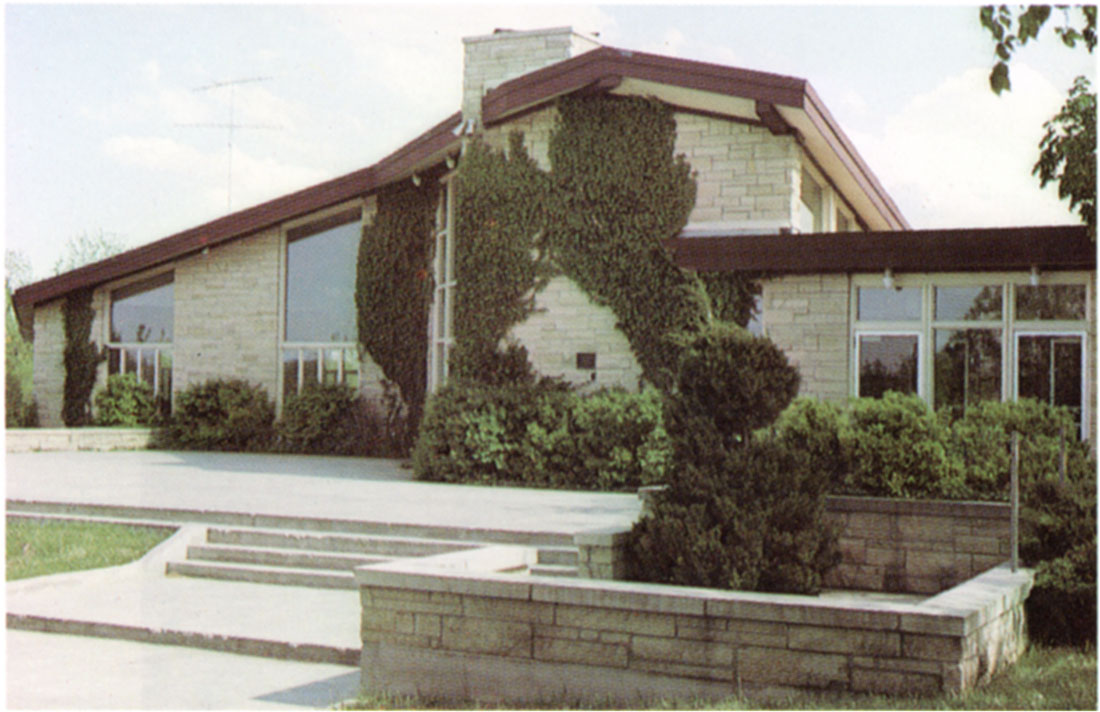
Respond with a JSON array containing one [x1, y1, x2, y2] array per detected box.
[[93, 374, 155, 426], [157, 379, 274, 451], [276, 384, 359, 455], [412, 380, 669, 491], [625, 423, 840, 594]]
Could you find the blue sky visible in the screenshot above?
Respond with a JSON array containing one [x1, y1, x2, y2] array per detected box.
[[5, 4, 1095, 281]]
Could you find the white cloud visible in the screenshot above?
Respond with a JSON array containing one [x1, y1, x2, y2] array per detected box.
[[851, 62, 1078, 229]]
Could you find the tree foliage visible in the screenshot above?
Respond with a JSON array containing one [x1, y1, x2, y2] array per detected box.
[[979, 5, 1097, 236], [61, 289, 104, 426], [53, 230, 129, 275]]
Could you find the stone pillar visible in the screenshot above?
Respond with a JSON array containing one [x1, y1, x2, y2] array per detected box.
[[574, 526, 632, 580]]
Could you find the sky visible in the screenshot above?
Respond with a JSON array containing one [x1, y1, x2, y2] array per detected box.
[[5, 3, 1096, 283]]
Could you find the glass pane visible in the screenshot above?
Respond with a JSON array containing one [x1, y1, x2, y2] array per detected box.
[[799, 172, 823, 233], [935, 286, 1002, 321], [745, 294, 764, 336], [436, 288, 448, 339], [859, 334, 919, 398], [1016, 285, 1087, 320], [158, 351, 173, 400], [285, 220, 360, 342], [322, 349, 341, 386], [438, 185, 448, 230], [858, 287, 921, 321], [282, 350, 299, 400], [1018, 335, 1083, 425], [140, 349, 157, 389], [301, 349, 320, 389], [111, 275, 173, 343], [123, 348, 139, 375], [344, 349, 360, 390], [934, 329, 1002, 410]]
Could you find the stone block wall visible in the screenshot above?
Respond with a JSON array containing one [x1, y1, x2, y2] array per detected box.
[[761, 274, 851, 401], [508, 276, 643, 390], [30, 300, 66, 427], [825, 497, 1012, 595], [357, 551, 1032, 704], [674, 113, 800, 228]]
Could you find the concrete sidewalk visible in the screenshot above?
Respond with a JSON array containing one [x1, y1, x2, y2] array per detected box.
[[6, 450, 643, 537], [5, 450, 644, 709]]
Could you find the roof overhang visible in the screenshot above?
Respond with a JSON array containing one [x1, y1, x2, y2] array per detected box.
[[667, 225, 1095, 275], [482, 46, 908, 233]]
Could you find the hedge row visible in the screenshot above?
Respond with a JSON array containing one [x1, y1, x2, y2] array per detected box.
[[412, 379, 670, 492]]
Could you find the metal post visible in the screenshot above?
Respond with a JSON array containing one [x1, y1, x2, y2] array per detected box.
[[1010, 431, 1020, 572], [1059, 425, 1067, 485]]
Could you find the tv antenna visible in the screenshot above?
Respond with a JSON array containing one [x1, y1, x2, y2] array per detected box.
[[177, 75, 282, 211]]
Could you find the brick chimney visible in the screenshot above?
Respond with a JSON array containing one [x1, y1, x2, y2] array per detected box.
[[461, 26, 601, 130]]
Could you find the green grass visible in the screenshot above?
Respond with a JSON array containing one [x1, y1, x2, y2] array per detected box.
[[6, 518, 174, 581], [343, 645, 1096, 710]]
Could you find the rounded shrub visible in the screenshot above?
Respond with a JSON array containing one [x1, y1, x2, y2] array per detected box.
[[276, 384, 359, 455], [157, 379, 274, 452], [838, 392, 963, 498], [93, 373, 156, 426], [670, 321, 800, 443]]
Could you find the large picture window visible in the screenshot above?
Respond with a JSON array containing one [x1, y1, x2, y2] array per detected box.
[[107, 272, 174, 408], [851, 274, 1090, 437], [282, 209, 361, 399]]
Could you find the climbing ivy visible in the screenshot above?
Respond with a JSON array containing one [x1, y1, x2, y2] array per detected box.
[[546, 95, 712, 390], [451, 133, 555, 381], [61, 288, 103, 426], [699, 271, 762, 327], [356, 179, 437, 435]]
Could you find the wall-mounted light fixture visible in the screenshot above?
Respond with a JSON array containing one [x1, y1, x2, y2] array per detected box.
[[445, 156, 456, 170], [1029, 266, 1041, 287], [882, 268, 895, 290], [411, 174, 422, 187]]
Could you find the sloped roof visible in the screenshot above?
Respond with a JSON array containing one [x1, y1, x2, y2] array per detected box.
[[14, 43, 909, 319]]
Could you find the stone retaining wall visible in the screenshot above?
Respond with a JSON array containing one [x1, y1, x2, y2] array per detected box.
[[356, 548, 1031, 705], [6, 428, 154, 453], [824, 496, 1011, 594]]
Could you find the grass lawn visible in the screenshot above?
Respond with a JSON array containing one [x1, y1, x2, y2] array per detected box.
[[344, 645, 1096, 710], [6, 518, 174, 581]]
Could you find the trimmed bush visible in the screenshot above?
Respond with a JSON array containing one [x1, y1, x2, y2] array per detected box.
[[93, 374, 155, 426], [157, 379, 274, 452], [412, 380, 669, 491], [625, 422, 840, 593], [669, 322, 800, 444], [840, 392, 964, 498], [275, 383, 408, 457]]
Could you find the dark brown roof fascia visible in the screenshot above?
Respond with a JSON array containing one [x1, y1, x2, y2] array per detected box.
[[13, 112, 462, 314], [800, 82, 908, 230], [482, 46, 807, 125], [668, 225, 1095, 274]]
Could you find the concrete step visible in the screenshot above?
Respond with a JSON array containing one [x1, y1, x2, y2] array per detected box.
[[5, 510, 182, 532], [8, 498, 575, 547], [537, 546, 579, 567], [166, 560, 356, 590], [528, 564, 578, 578], [185, 543, 388, 572], [205, 526, 476, 558]]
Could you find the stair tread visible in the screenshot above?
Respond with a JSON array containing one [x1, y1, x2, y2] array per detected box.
[[169, 559, 357, 577], [189, 542, 389, 561]]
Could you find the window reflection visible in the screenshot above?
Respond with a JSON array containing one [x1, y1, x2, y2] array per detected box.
[[935, 286, 1002, 321], [857, 287, 921, 321], [1018, 335, 1083, 427], [285, 220, 360, 343], [934, 329, 1001, 411], [1016, 285, 1086, 320], [111, 274, 173, 343], [858, 334, 918, 398]]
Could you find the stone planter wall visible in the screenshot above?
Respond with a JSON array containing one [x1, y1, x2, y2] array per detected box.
[[356, 549, 1031, 705]]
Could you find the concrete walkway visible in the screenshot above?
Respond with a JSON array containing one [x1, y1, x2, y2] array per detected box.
[[6, 450, 642, 537], [5, 450, 643, 709]]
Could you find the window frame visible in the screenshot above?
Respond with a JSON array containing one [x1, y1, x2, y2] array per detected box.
[[853, 329, 924, 399], [427, 176, 455, 393], [105, 271, 175, 404], [278, 201, 365, 404], [849, 271, 1092, 437]]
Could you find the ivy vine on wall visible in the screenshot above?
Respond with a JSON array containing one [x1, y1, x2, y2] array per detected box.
[[61, 288, 104, 426], [546, 94, 714, 390], [451, 133, 555, 381], [355, 179, 437, 434]]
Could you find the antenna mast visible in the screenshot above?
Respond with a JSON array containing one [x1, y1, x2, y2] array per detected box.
[[178, 75, 281, 211]]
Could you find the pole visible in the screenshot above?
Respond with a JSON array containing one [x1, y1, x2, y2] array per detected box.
[[1010, 431, 1020, 572]]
